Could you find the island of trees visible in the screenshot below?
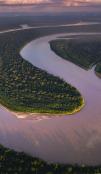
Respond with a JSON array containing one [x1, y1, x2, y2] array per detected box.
[[50, 36, 101, 77], [0, 29, 84, 114]]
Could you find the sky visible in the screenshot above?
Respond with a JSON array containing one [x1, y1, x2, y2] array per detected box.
[[0, 0, 101, 5], [0, 0, 101, 13]]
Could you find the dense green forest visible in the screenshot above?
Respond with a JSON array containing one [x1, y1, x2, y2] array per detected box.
[[50, 38, 101, 74], [0, 144, 101, 174], [0, 29, 84, 114], [95, 63, 101, 78]]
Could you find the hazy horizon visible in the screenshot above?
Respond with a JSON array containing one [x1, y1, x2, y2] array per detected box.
[[0, 0, 101, 13]]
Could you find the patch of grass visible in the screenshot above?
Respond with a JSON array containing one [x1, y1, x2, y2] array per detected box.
[[0, 30, 84, 114]]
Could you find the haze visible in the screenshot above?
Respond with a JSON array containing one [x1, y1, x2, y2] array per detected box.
[[1, 0, 101, 6]]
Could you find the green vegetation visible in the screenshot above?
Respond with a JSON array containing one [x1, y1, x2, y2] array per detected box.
[[0, 144, 101, 174], [50, 38, 101, 71], [95, 63, 101, 78], [0, 30, 84, 114]]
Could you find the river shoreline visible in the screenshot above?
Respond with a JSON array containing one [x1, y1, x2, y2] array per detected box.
[[0, 23, 101, 165]]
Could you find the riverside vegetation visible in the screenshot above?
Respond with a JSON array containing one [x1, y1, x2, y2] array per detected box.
[[95, 63, 101, 78], [0, 28, 100, 174], [0, 144, 101, 174], [50, 37, 101, 77], [0, 29, 84, 114]]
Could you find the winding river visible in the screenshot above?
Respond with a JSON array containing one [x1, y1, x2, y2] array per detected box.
[[0, 24, 101, 165]]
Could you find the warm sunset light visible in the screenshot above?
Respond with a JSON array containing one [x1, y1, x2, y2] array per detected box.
[[0, 0, 101, 5], [0, 0, 50, 4], [0, 0, 101, 172]]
